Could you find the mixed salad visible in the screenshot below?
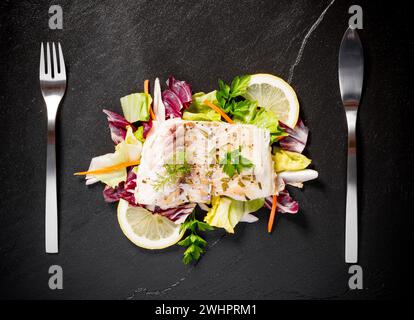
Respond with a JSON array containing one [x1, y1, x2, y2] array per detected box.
[[75, 74, 318, 264]]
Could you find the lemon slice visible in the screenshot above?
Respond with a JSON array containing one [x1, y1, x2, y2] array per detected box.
[[117, 199, 184, 249], [243, 74, 300, 128]]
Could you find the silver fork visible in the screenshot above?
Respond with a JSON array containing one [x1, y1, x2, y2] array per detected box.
[[39, 42, 67, 253]]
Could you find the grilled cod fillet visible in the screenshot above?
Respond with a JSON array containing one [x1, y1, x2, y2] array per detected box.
[[135, 119, 276, 209]]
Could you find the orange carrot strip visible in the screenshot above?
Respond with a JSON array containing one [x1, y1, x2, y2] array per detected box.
[[267, 195, 278, 233], [144, 79, 156, 120], [149, 106, 156, 120], [203, 100, 234, 124], [73, 160, 140, 176], [144, 79, 149, 94]]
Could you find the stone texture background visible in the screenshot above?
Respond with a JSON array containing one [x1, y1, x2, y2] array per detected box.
[[0, 0, 411, 299]]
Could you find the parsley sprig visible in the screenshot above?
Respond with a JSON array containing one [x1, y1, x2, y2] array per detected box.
[[216, 75, 259, 123], [216, 75, 252, 112], [220, 147, 254, 178], [178, 213, 213, 264], [217, 75, 251, 108], [216, 75, 287, 142]]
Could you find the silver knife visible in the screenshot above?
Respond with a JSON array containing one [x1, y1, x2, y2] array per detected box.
[[338, 27, 364, 263]]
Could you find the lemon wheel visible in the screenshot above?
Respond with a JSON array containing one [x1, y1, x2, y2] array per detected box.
[[117, 199, 184, 250], [243, 74, 300, 128]]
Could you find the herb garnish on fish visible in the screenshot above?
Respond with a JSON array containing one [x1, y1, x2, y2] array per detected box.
[[220, 146, 254, 178], [153, 152, 191, 191]]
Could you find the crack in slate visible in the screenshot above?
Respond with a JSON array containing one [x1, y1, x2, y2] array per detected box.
[[288, 0, 336, 83], [125, 233, 226, 299]]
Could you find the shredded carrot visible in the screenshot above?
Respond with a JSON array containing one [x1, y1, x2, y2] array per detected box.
[[73, 160, 140, 176], [149, 106, 156, 120], [144, 79, 149, 93], [144, 79, 156, 120], [203, 100, 234, 124], [267, 195, 278, 233]]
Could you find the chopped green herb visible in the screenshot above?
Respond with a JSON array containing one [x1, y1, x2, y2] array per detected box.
[[237, 180, 246, 187], [220, 147, 254, 178]]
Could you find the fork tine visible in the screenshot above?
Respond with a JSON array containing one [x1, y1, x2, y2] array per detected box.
[[58, 43, 66, 78], [46, 42, 51, 76], [39, 42, 45, 77], [52, 42, 58, 77]]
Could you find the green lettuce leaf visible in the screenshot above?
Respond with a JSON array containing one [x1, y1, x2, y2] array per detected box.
[[244, 198, 266, 213], [87, 127, 142, 188], [182, 91, 221, 121], [272, 147, 311, 172], [133, 126, 145, 142], [120, 93, 152, 123], [115, 126, 142, 162], [249, 108, 288, 143], [204, 196, 264, 233], [86, 151, 127, 188]]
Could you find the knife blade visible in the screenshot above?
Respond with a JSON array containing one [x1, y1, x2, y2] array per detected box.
[[338, 27, 364, 263]]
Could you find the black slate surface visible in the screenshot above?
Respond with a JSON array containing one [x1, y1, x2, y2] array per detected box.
[[0, 0, 412, 300]]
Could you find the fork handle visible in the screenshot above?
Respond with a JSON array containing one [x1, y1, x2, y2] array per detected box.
[[345, 109, 358, 263], [46, 116, 58, 253]]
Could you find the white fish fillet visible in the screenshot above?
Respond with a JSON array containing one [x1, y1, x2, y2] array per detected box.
[[135, 119, 276, 209]]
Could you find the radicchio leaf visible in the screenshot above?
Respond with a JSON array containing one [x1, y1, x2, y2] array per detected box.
[[162, 89, 183, 118], [264, 189, 299, 214], [167, 76, 192, 108], [103, 168, 137, 205], [152, 203, 196, 224], [279, 119, 309, 153], [162, 76, 193, 119], [142, 119, 153, 138], [103, 109, 135, 145]]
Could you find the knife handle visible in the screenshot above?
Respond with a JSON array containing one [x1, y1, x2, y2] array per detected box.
[[345, 109, 358, 263]]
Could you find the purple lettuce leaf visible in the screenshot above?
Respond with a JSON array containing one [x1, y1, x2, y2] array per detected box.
[[103, 109, 135, 145], [103, 168, 137, 205], [264, 189, 299, 214], [108, 123, 125, 145], [276, 190, 299, 214], [162, 89, 183, 118], [161, 76, 193, 119], [153, 203, 196, 224], [279, 119, 309, 153], [142, 119, 153, 138], [167, 76, 192, 108]]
